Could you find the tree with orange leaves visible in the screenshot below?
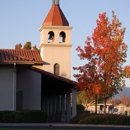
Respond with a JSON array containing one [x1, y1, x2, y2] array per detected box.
[[123, 66, 130, 78], [73, 11, 130, 114]]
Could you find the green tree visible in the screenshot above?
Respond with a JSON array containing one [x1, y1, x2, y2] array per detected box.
[[32, 45, 38, 50], [23, 41, 31, 50], [77, 91, 95, 110], [15, 43, 22, 50]]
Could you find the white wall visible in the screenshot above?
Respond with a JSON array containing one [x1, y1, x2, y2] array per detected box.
[[17, 69, 41, 110], [39, 26, 72, 79], [0, 66, 13, 110], [42, 45, 71, 78]]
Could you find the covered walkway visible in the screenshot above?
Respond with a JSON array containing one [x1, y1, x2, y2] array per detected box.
[[31, 67, 77, 123]]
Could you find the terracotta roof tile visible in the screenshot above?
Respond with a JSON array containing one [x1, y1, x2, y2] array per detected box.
[[43, 5, 69, 26], [0, 49, 43, 65]]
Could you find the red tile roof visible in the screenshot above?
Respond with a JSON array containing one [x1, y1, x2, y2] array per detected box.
[[43, 5, 69, 26], [0, 49, 43, 65]]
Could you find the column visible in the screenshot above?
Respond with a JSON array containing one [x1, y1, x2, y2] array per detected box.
[[13, 63, 16, 110], [52, 95, 57, 121], [107, 105, 109, 113], [66, 91, 71, 122], [48, 97, 53, 121], [46, 98, 49, 115], [42, 97, 46, 111], [61, 93, 65, 122], [54, 95, 57, 114], [71, 89, 77, 118], [57, 95, 61, 113], [56, 94, 61, 121]]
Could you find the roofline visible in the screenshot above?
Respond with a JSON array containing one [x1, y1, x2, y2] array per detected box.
[[30, 67, 77, 86], [0, 61, 43, 65], [42, 3, 69, 26], [39, 26, 72, 32]]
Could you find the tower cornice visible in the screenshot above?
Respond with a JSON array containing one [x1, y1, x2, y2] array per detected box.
[[39, 26, 72, 32], [39, 43, 72, 49]]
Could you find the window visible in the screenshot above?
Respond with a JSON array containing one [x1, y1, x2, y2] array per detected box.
[[48, 31, 54, 43], [59, 31, 66, 43], [54, 63, 60, 75]]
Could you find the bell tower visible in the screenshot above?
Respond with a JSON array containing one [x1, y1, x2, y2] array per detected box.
[[39, 0, 72, 79]]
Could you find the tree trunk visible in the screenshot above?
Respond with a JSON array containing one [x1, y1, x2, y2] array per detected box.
[[95, 95, 98, 114], [104, 98, 107, 115]]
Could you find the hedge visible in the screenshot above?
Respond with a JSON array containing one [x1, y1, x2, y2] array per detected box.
[[70, 113, 95, 124], [70, 113, 130, 125], [77, 104, 85, 111], [0, 110, 47, 123]]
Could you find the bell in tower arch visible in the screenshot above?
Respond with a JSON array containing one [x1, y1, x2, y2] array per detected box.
[[48, 31, 54, 42]]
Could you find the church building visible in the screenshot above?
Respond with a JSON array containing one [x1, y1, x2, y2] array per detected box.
[[0, 0, 77, 122]]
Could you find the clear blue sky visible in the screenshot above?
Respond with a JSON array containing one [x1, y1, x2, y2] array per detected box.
[[0, 0, 130, 86]]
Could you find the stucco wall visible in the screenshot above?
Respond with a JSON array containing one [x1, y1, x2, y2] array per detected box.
[[17, 69, 41, 110], [42, 45, 71, 78], [40, 26, 72, 79], [0, 66, 13, 110]]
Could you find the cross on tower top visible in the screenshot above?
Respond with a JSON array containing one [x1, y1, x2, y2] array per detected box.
[[52, 0, 59, 6]]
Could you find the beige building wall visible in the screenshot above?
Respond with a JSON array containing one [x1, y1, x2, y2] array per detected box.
[[0, 66, 14, 110], [17, 69, 41, 110], [39, 26, 72, 79]]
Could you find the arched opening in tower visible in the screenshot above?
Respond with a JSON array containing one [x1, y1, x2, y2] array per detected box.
[[54, 63, 60, 75], [48, 31, 55, 43], [59, 31, 66, 43]]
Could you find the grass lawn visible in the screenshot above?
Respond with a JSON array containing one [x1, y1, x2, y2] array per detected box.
[[0, 129, 98, 130], [0, 128, 97, 130]]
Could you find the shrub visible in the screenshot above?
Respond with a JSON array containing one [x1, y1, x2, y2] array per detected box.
[[0, 111, 14, 123], [0, 110, 47, 123], [125, 110, 128, 116], [78, 114, 105, 124], [77, 104, 85, 111], [77, 110, 90, 115], [70, 113, 95, 124], [77, 114, 130, 125], [21, 110, 47, 123]]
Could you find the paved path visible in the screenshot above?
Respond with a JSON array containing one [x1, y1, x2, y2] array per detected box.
[[0, 123, 130, 129]]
